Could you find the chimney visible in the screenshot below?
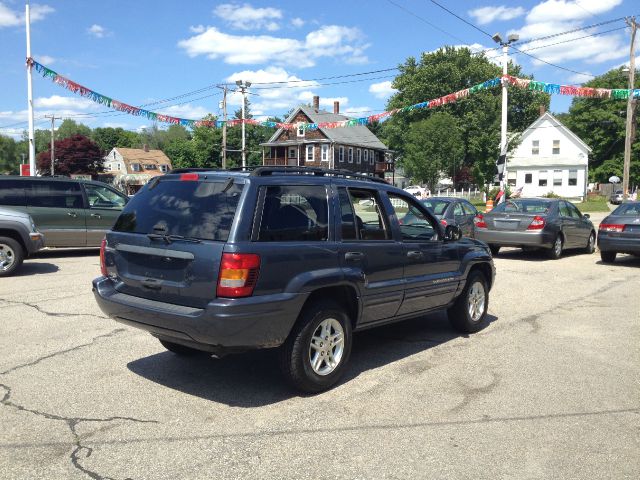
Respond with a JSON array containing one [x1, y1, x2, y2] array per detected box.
[[313, 95, 320, 112], [143, 144, 149, 152], [333, 101, 340, 114], [539, 105, 546, 117]]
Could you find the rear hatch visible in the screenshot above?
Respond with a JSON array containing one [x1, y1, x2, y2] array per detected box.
[[106, 175, 244, 308], [486, 200, 553, 231]]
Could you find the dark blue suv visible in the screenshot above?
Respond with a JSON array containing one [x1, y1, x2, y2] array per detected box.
[[93, 167, 495, 392]]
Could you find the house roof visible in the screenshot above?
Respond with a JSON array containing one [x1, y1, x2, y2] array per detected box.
[[107, 147, 172, 165], [265, 105, 389, 150], [520, 112, 592, 153]]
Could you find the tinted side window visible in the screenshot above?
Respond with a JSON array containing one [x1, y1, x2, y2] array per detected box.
[[567, 202, 582, 219], [462, 201, 477, 215], [338, 187, 357, 240], [453, 203, 464, 216], [257, 185, 328, 242], [84, 184, 127, 209], [28, 181, 83, 209], [388, 193, 438, 242], [342, 188, 390, 241], [0, 180, 27, 206], [559, 201, 571, 217]]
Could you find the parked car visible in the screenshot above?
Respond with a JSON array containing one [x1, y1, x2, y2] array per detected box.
[[598, 201, 640, 263], [0, 176, 129, 247], [403, 197, 479, 238], [0, 207, 44, 276], [474, 198, 595, 259], [404, 185, 426, 197], [93, 167, 495, 392], [610, 190, 624, 205]]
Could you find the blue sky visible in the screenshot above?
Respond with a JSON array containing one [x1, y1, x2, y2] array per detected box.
[[0, 0, 637, 138]]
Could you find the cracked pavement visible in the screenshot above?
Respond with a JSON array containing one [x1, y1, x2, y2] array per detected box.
[[0, 238, 638, 479]]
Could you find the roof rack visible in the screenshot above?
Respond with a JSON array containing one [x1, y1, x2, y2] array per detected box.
[[168, 166, 259, 174], [250, 166, 388, 184]]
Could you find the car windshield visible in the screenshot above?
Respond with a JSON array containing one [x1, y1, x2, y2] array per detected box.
[[421, 199, 449, 215], [492, 199, 551, 214], [612, 203, 640, 216]]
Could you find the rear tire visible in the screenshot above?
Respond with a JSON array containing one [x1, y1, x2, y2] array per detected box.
[[279, 300, 352, 393], [489, 244, 500, 256], [448, 270, 489, 334], [584, 231, 596, 254], [547, 235, 563, 260], [600, 251, 616, 263], [0, 237, 24, 277], [159, 339, 201, 356]]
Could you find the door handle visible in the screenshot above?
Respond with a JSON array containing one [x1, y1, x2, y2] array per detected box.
[[407, 250, 423, 259], [345, 252, 365, 261], [67, 212, 77, 218], [91, 213, 102, 219]]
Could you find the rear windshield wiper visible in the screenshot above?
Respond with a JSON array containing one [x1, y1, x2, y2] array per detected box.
[[147, 233, 202, 244]]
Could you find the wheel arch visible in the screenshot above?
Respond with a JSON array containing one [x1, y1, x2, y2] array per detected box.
[[298, 285, 360, 332]]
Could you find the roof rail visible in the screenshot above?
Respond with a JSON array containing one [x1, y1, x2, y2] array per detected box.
[[250, 166, 388, 184], [168, 168, 221, 174]]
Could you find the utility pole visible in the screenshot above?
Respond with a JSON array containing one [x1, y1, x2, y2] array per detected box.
[[235, 80, 251, 168], [623, 16, 638, 201], [44, 115, 60, 176], [25, 2, 36, 176], [492, 32, 519, 200], [221, 86, 228, 169]]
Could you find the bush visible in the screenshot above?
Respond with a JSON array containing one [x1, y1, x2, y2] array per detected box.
[[486, 186, 512, 201], [542, 191, 561, 198]]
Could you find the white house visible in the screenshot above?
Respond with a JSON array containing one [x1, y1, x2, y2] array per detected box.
[[506, 111, 591, 200]]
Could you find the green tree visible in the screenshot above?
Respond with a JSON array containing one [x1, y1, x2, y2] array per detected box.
[[563, 67, 639, 185], [381, 47, 549, 187], [403, 112, 464, 190], [91, 127, 139, 153], [0, 135, 18, 174], [56, 119, 92, 140]]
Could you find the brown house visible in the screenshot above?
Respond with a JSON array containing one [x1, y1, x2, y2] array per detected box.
[[261, 96, 393, 178], [102, 145, 173, 194]]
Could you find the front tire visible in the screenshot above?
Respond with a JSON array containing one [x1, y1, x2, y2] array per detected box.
[[600, 251, 616, 263], [448, 271, 489, 333], [0, 237, 24, 277], [489, 244, 500, 256], [280, 300, 353, 393], [547, 235, 563, 260], [584, 232, 596, 254]]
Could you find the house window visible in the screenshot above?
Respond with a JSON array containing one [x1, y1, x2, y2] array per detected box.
[[552, 140, 560, 155], [289, 147, 297, 159], [363, 150, 368, 165], [306, 145, 314, 162], [356, 149, 361, 164], [568, 170, 578, 186], [297, 123, 305, 138], [348, 147, 353, 163], [159, 165, 169, 173], [117, 163, 121, 171], [370, 150, 374, 165], [525, 173, 532, 184], [553, 170, 563, 186], [507, 171, 516, 186], [113, 151, 116, 159], [131, 163, 141, 172], [339, 146, 344, 163], [104, 164, 111, 171], [532, 140, 539, 155], [538, 171, 547, 187], [321, 145, 328, 162], [144, 164, 158, 170]]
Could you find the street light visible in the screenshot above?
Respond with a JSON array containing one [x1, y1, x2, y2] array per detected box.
[[236, 80, 252, 168], [492, 32, 519, 197]]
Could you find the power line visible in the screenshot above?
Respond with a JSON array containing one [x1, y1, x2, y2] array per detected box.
[[385, 0, 467, 44], [519, 27, 627, 53]]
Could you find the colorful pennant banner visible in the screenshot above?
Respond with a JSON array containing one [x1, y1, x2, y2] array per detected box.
[[28, 57, 640, 131]]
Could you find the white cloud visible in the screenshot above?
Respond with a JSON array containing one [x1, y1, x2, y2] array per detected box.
[[37, 55, 55, 65], [341, 106, 373, 117], [214, 3, 282, 31], [190, 24, 206, 34], [468, 6, 526, 25], [34, 95, 98, 110], [291, 18, 305, 28], [87, 24, 109, 38], [178, 24, 368, 67], [157, 103, 211, 120], [0, 2, 54, 28], [566, 71, 594, 83], [369, 81, 398, 100], [526, 0, 622, 24]]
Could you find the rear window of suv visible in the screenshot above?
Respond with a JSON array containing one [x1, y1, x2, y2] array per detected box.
[[113, 179, 243, 241]]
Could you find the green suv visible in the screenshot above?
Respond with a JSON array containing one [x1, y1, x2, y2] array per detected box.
[[0, 176, 128, 247]]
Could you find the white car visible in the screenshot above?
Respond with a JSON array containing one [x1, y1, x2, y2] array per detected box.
[[404, 186, 425, 197]]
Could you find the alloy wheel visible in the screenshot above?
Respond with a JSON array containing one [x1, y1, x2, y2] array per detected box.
[[0, 244, 15, 272], [309, 318, 345, 376], [467, 281, 486, 322]]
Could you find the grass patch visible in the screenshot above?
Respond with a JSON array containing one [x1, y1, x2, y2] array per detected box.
[[575, 196, 611, 212]]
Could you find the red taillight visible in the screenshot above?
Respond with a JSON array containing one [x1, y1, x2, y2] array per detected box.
[[100, 238, 107, 276], [474, 214, 487, 229], [440, 218, 448, 227], [180, 173, 199, 181], [527, 215, 545, 230], [217, 253, 261, 298], [599, 223, 625, 232]]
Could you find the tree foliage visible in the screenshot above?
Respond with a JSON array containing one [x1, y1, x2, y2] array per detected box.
[[0, 135, 19, 174], [36, 134, 103, 176]]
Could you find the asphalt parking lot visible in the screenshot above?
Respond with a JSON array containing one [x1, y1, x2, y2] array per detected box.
[[1, 214, 639, 479]]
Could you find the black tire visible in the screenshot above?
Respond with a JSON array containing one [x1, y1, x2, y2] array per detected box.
[[448, 270, 489, 334], [0, 236, 24, 277], [489, 244, 500, 256], [159, 339, 201, 356], [584, 231, 596, 254], [600, 251, 616, 263], [279, 300, 353, 393], [547, 234, 563, 260]]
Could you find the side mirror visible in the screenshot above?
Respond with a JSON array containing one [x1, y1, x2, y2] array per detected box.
[[444, 224, 462, 241], [583, 213, 590, 219]]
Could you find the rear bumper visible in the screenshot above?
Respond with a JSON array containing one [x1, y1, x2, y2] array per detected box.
[[598, 235, 640, 254], [92, 277, 309, 353], [476, 229, 555, 248]]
